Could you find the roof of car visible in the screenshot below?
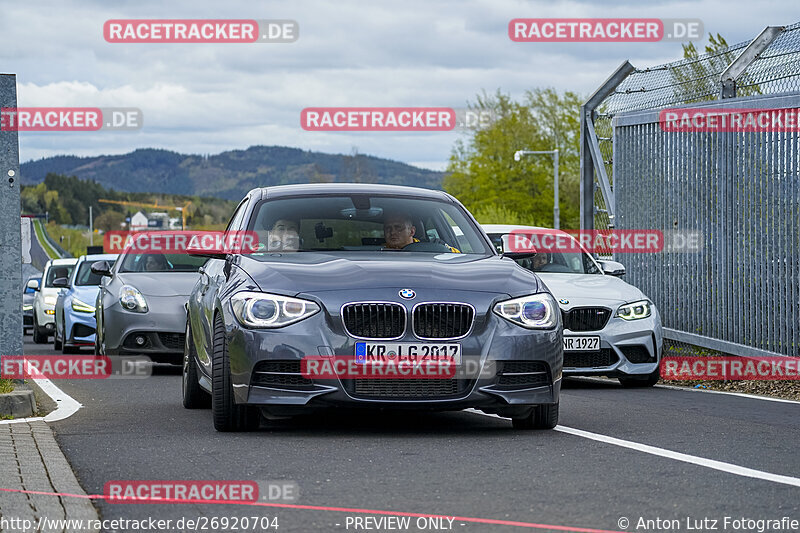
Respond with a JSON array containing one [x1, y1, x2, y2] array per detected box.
[[78, 253, 118, 262], [257, 183, 451, 201], [48, 258, 78, 266]]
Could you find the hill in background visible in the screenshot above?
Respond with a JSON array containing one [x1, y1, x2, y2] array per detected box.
[[20, 146, 445, 201]]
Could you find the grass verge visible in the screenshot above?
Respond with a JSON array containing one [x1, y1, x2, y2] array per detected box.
[[0, 378, 14, 394], [32, 219, 60, 259]]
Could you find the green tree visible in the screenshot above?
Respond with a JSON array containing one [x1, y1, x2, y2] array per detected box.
[[671, 33, 762, 103], [444, 88, 582, 229], [93, 210, 125, 232]]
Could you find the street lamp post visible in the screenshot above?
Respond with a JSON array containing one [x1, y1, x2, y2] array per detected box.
[[514, 149, 559, 229]]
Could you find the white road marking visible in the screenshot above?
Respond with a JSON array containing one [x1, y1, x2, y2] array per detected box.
[[465, 409, 800, 489], [0, 360, 82, 425]]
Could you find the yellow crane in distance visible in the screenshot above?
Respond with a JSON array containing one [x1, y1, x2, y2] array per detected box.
[[98, 199, 192, 230]]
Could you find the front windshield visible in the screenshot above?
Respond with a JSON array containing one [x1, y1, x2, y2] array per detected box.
[[74, 259, 117, 286], [118, 253, 206, 273], [487, 233, 601, 274], [45, 264, 75, 287], [247, 195, 493, 256]]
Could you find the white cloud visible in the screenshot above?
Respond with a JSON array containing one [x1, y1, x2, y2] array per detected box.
[[2, 0, 799, 166]]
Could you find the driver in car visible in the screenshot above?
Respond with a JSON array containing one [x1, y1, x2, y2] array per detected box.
[[144, 254, 169, 271], [266, 218, 300, 252], [531, 251, 550, 270], [383, 213, 460, 252]]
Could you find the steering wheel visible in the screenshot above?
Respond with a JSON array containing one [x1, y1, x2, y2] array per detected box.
[[397, 241, 453, 253]]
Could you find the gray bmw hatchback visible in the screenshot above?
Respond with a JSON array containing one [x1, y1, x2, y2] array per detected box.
[[183, 184, 562, 431]]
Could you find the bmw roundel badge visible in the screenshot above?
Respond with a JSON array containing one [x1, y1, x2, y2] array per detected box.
[[559, 299, 569, 305], [399, 289, 416, 300]]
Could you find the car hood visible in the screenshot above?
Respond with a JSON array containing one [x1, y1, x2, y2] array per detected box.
[[116, 272, 200, 297], [240, 253, 542, 297], [69, 285, 101, 303], [536, 273, 645, 307]]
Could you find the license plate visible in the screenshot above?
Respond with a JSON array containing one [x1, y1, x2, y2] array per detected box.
[[563, 336, 600, 352], [355, 342, 461, 365]]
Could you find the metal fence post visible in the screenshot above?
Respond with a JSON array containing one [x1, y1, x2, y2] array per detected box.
[[0, 73, 22, 358], [580, 61, 635, 230], [720, 26, 784, 98]]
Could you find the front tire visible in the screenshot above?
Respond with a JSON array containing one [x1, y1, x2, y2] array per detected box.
[[619, 369, 660, 388], [512, 402, 559, 430], [211, 315, 259, 431], [53, 320, 63, 350], [183, 321, 211, 409], [32, 315, 48, 344]]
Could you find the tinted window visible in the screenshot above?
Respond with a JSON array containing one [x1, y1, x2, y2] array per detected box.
[[118, 253, 206, 273], [488, 233, 600, 275], [74, 260, 117, 286], [45, 265, 75, 287]]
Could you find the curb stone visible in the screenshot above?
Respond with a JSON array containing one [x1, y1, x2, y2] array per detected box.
[[0, 421, 99, 533], [0, 383, 37, 418]]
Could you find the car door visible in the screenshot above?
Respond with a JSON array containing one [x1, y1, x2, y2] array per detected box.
[[194, 198, 250, 370]]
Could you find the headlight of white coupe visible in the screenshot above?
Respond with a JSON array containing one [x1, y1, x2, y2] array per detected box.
[[616, 299, 652, 320], [119, 285, 148, 313], [493, 293, 559, 329], [231, 291, 320, 328]]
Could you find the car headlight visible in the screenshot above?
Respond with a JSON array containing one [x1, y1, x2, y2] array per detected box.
[[44, 295, 57, 306], [616, 299, 652, 321], [231, 291, 320, 328], [493, 293, 559, 329], [22, 304, 33, 311], [72, 298, 96, 313], [119, 285, 148, 313]]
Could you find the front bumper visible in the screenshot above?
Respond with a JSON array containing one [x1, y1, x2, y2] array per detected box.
[[224, 299, 562, 418], [102, 295, 187, 362], [562, 313, 662, 377], [64, 310, 97, 347]]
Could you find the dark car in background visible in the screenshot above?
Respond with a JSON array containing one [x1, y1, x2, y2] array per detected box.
[[183, 184, 563, 432], [23, 275, 41, 334]]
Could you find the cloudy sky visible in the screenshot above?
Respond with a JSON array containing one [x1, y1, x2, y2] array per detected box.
[[2, 0, 799, 170]]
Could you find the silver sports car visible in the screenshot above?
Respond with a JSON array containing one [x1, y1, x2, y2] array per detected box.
[[93, 251, 204, 363]]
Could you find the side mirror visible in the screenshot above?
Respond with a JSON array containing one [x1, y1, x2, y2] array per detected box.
[[91, 260, 113, 277], [52, 277, 69, 288], [26, 279, 40, 292], [598, 259, 626, 277]]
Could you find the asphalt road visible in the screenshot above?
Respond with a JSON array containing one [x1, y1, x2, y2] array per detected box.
[[21, 337, 800, 533]]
